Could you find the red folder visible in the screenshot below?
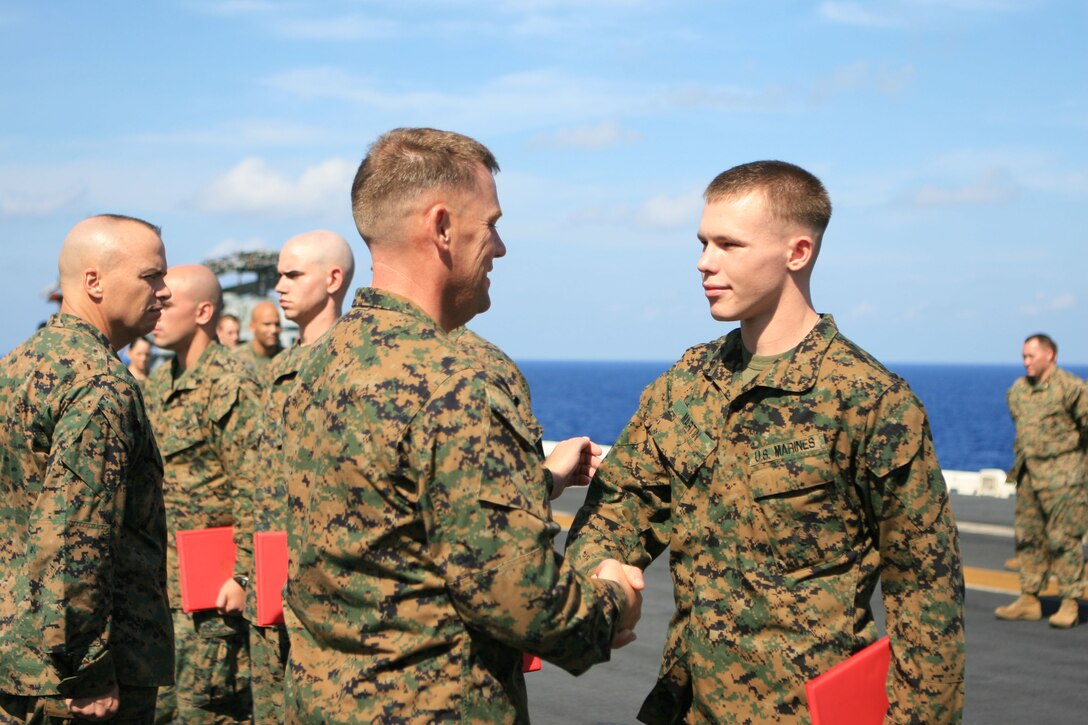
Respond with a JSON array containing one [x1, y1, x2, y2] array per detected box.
[[176, 526, 236, 613], [255, 531, 289, 626], [522, 653, 542, 673], [806, 636, 891, 725]]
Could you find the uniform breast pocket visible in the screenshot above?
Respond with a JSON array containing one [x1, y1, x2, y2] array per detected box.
[[158, 427, 208, 464], [649, 412, 714, 484], [750, 458, 850, 577]]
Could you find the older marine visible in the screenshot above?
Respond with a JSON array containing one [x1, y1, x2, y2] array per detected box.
[[0, 215, 174, 723], [995, 333, 1088, 628], [282, 127, 642, 723]]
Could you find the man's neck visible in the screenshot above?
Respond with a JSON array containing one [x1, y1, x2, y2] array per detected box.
[[740, 304, 820, 357], [296, 305, 342, 346], [174, 335, 212, 374], [59, 300, 119, 350], [371, 262, 449, 331], [251, 338, 278, 357], [1032, 364, 1057, 384]]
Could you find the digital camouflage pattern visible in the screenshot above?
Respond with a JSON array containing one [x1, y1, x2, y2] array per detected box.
[[1006, 367, 1088, 599], [0, 314, 173, 701], [247, 341, 308, 725], [282, 288, 628, 723], [567, 315, 966, 724], [232, 342, 282, 383], [145, 342, 263, 723], [449, 327, 544, 448]]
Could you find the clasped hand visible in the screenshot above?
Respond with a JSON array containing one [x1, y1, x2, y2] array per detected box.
[[593, 559, 644, 648]]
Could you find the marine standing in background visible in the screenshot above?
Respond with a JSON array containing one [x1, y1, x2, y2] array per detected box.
[[995, 334, 1088, 628], [215, 313, 241, 350], [126, 335, 153, 390], [567, 161, 966, 723], [0, 215, 174, 723], [247, 229, 355, 724], [282, 127, 643, 722], [233, 300, 283, 379], [146, 264, 264, 723]]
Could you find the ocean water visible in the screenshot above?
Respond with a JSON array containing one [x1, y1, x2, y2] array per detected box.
[[520, 360, 1088, 473]]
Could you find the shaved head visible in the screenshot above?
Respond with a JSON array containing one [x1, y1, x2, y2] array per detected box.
[[59, 215, 161, 299], [167, 265, 223, 315], [275, 230, 356, 342], [280, 230, 355, 303], [248, 300, 283, 353], [251, 300, 279, 320], [152, 264, 223, 353], [57, 214, 169, 349]]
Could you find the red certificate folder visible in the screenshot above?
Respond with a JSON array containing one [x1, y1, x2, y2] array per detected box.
[[255, 531, 289, 626], [176, 526, 236, 613], [806, 636, 891, 725], [522, 653, 542, 673]]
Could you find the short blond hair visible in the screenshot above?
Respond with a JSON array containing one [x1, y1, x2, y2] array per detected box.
[[351, 128, 499, 245], [705, 160, 831, 241]]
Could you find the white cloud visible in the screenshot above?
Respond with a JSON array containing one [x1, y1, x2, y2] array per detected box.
[[0, 187, 84, 218], [530, 120, 642, 150], [132, 120, 329, 147], [265, 66, 788, 128], [810, 62, 915, 104], [196, 156, 356, 216], [820, 0, 1035, 28], [1019, 292, 1076, 316], [638, 191, 703, 229], [819, 2, 903, 27], [269, 15, 400, 40], [910, 168, 1019, 206]]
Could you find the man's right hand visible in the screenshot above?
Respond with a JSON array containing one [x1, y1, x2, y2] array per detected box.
[[593, 558, 645, 648], [66, 684, 119, 721]]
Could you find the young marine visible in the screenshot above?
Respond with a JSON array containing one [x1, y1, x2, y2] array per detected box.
[[567, 161, 966, 723], [146, 264, 264, 722]]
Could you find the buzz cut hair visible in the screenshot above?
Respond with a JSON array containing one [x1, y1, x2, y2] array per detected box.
[[350, 128, 499, 245], [95, 213, 162, 238], [704, 161, 832, 242], [1025, 333, 1057, 356]]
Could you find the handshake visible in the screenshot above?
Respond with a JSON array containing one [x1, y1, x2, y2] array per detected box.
[[592, 559, 645, 648]]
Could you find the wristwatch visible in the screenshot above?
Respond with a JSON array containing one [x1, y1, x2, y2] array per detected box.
[[232, 575, 249, 589]]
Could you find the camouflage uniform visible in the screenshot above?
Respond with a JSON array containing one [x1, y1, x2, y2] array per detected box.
[[1007, 367, 1088, 599], [0, 314, 174, 722], [145, 343, 263, 723], [232, 343, 282, 382], [567, 315, 966, 724], [450, 327, 544, 449], [246, 344, 307, 725], [282, 289, 629, 723]]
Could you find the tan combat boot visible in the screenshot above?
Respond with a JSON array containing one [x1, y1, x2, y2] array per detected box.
[[994, 594, 1042, 621], [1048, 598, 1079, 629]]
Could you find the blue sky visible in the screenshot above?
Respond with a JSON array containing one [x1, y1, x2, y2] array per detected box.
[[2, 0, 1085, 364]]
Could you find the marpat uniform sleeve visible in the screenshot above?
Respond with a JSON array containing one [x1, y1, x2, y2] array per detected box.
[[415, 370, 626, 675], [31, 377, 139, 698], [864, 382, 966, 723], [566, 373, 675, 573]]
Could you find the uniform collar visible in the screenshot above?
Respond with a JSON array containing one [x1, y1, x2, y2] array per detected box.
[[168, 342, 227, 393], [49, 312, 115, 352], [352, 287, 445, 333], [705, 314, 839, 394]]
